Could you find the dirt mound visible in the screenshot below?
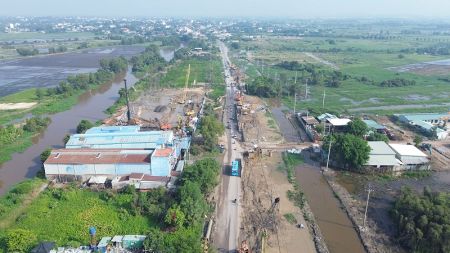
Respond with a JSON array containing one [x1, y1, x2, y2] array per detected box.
[[154, 105, 168, 112]]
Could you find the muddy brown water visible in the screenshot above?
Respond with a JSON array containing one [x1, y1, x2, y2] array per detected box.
[[0, 70, 138, 195], [295, 163, 366, 253], [270, 106, 302, 142]]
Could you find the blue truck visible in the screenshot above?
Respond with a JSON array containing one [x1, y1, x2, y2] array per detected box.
[[231, 159, 241, 176]]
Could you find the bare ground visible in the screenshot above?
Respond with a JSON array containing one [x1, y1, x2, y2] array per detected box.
[[240, 152, 316, 253]]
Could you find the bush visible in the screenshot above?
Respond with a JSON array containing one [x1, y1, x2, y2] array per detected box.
[[283, 213, 298, 224], [76, 119, 94, 134], [5, 229, 37, 252]]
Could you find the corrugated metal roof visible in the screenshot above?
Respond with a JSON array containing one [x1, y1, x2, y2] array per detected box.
[[366, 156, 402, 166], [412, 120, 446, 133], [317, 113, 337, 121], [302, 116, 319, 125], [328, 118, 351, 126], [363, 120, 386, 130], [153, 148, 173, 157], [389, 144, 428, 157], [85, 126, 140, 134], [368, 141, 396, 155], [45, 149, 151, 164], [66, 131, 174, 149], [397, 113, 449, 122]]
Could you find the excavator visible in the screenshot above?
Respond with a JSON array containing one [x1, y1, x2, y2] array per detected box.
[[178, 64, 191, 104]]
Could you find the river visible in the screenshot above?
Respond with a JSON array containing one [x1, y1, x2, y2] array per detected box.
[[0, 45, 183, 195], [0, 70, 138, 195]]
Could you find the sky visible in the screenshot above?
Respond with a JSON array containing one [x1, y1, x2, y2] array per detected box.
[[2, 0, 450, 18]]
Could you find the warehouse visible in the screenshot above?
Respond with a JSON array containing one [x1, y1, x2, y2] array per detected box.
[[66, 130, 174, 149], [364, 141, 403, 173], [388, 144, 430, 171], [44, 148, 178, 183], [396, 113, 450, 126]]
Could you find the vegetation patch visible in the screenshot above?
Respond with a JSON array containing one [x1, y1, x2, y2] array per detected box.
[[391, 187, 449, 253], [283, 213, 298, 225]]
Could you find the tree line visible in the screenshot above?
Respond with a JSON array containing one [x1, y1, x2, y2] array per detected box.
[[391, 187, 449, 253], [130, 45, 166, 73], [38, 57, 127, 99], [141, 158, 221, 252]]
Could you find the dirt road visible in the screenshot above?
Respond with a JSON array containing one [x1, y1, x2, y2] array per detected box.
[[304, 52, 339, 70]]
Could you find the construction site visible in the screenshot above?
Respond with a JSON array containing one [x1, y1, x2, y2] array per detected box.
[[233, 91, 316, 253], [104, 65, 207, 133]]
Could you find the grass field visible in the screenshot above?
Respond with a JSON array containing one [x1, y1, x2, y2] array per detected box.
[[231, 36, 450, 115], [160, 57, 224, 88], [0, 187, 153, 247]]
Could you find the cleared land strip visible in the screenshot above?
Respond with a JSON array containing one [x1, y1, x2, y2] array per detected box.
[[348, 102, 450, 112]]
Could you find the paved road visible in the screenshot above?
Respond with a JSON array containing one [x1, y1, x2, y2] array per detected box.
[[213, 41, 242, 252]]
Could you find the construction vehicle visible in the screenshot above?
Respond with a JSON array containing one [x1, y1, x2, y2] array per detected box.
[[185, 110, 195, 117], [178, 64, 191, 104]]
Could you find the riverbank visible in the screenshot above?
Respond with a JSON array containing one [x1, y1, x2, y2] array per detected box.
[[322, 169, 403, 253], [0, 69, 126, 165], [0, 69, 138, 195]]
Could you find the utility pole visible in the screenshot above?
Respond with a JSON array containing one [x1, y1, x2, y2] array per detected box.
[[294, 93, 297, 115], [322, 88, 326, 108], [305, 79, 308, 100], [363, 183, 373, 228], [124, 79, 131, 124], [325, 139, 332, 171]]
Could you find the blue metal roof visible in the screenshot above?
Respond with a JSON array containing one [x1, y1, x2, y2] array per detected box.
[[412, 120, 445, 133], [397, 113, 449, 122], [66, 131, 174, 149], [363, 120, 386, 130], [86, 126, 140, 134]]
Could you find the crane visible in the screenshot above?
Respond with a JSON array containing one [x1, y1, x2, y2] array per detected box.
[[178, 64, 191, 104]]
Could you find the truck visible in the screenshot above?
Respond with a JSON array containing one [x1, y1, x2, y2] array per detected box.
[[231, 159, 241, 177]]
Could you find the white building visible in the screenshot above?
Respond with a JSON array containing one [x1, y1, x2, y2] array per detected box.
[[365, 141, 403, 172], [388, 144, 430, 171]]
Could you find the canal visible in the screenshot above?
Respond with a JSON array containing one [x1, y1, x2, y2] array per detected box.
[[0, 70, 138, 195], [271, 104, 366, 253]]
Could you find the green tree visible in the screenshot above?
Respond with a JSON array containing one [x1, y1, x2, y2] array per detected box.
[[164, 205, 186, 228], [367, 132, 389, 142], [76, 119, 94, 134], [199, 115, 224, 151], [40, 148, 52, 163], [35, 88, 45, 101], [6, 229, 37, 252], [346, 118, 368, 138], [413, 135, 423, 147], [178, 181, 208, 225], [180, 158, 220, 194], [391, 187, 449, 253], [143, 228, 166, 253], [328, 134, 370, 170]]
